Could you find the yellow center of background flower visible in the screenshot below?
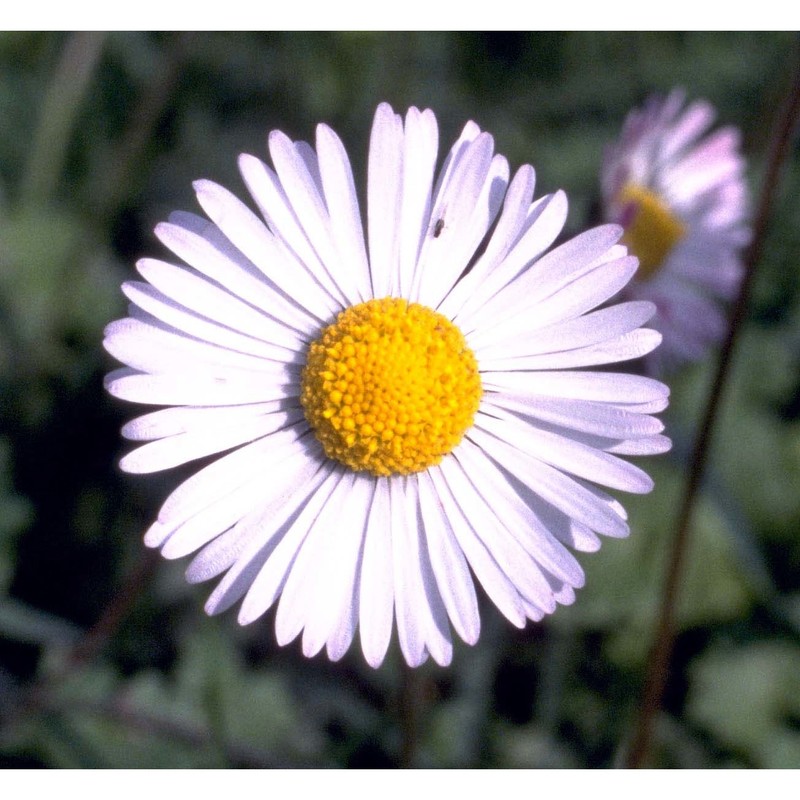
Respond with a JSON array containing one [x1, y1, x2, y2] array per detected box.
[[617, 183, 686, 281], [301, 297, 482, 477]]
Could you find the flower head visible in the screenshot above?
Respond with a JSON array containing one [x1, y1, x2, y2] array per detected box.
[[104, 103, 670, 668], [602, 89, 750, 371]]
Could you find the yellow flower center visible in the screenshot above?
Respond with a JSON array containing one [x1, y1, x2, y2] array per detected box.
[[300, 297, 482, 477], [617, 183, 686, 281]]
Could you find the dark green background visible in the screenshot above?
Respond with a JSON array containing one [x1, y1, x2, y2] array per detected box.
[[1, 32, 799, 768]]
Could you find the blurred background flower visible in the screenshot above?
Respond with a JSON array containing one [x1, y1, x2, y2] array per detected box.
[[1, 32, 799, 768], [601, 89, 750, 373]]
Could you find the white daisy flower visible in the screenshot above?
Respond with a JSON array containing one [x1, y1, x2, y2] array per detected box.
[[104, 103, 670, 669], [602, 89, 750, 371]]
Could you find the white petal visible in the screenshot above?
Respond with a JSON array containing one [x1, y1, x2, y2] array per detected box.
[[386, 479, 452, 667], [606, 434, 672, 455], [396, 107, 439, 297], [481, 393, 664, 440], [155, 215, 316, 337], [391, 477, 429, 668], [201, 459, 334, 611], [430, 120, 483, 205], [193, 179, 340, 321], [121, 279, 302, 359], [416, 474, 480, 645], [120, 408, 305, 474], [414, 135, 507, 308], [326, 586, 359, 662], [133, 258, 304, 353], [186, 523, 253, 585], [239, 148, 352, 308], [472, 300, 655, 359], [467, 224, 623, 328], [359, 477, 395, 668], [426, 467, 526, 628], [438, 456, 558, 616], [477, 328, 662, 371], [450, 440, 585, 586], [159, 473, 272, 560], [438, 164, 537, 322], [474, 408, 654, 494], [450, 189, 568, 328], [660, 96, 716, 162], [104, 317, 297, 378], [236, 466, 344, 624], [481, 369, 669, 406], [268, 132, 349, 294], [151, 428, 316, 540], [367, 103, 403, 298], [316, 123, 372, 303], [467, 256, 640, 350], [121, 401, 290, 441], [275, 471, 358, 647], [465, 429, 629, 539], [300, 475, 372, 658], [104, 366, 295, 407]]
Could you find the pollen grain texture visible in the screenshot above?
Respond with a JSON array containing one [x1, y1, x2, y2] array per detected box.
[[301, 298, 482, 477]]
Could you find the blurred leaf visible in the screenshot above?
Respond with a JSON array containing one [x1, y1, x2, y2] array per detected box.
[[687, 640, 800, 768], [0, 206, 124, 359], [492, 721, 579, 768], [713, 332, 800, 530], [23, 620, 315, 767], [170, 619, 306, 761], [0, 598, 81, 648], [0, 205, 125, 426]]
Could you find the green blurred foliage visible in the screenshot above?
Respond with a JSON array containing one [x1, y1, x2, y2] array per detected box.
[[0, 31, 799, 768], [687, 641, 800, 768]]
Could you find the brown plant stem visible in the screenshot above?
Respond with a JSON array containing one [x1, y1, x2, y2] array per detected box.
[[67, 550, 160, 669], [625, 52, 800, 769]]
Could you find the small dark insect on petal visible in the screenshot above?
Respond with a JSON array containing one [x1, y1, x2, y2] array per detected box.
[[433, 218, 445, 238]]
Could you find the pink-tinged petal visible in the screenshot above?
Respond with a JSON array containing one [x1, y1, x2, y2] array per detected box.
[[602, 90, 749, 371]]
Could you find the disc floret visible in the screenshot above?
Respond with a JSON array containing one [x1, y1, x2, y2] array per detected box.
[[301, 298, 482, 476], [617, 183, 686, 280]]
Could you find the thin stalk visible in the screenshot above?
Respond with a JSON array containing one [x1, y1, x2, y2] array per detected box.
[[625, 52, 800, 768], [66, 550, 160, 669]]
